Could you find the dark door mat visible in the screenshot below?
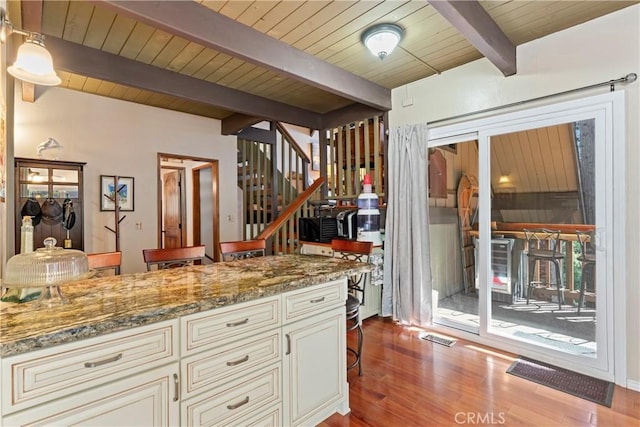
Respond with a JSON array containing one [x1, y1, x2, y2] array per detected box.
[[507, 357, 614, 407]]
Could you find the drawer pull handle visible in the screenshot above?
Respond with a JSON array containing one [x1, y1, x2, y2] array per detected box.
[[310, 296, 325, 303], [84, 353, 123, 368], [226, 318, 249, 327], [226, 355, 249, 366], [173, 373, 179, 402], [285, 333, 291, 355], [227, 396, 249, 410]]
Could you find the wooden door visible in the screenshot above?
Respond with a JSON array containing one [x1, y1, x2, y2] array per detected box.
[[163, 170, 184, 249]]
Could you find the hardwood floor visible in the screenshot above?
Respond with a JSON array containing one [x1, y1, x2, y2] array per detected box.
[[320, 316, 640, 427]]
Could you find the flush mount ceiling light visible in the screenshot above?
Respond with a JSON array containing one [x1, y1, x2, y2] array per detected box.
[[1, 9, 61, 86], [361, 23, 404, 60]]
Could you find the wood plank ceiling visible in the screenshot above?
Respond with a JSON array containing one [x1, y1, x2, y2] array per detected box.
[[6, 0, 637, 133]]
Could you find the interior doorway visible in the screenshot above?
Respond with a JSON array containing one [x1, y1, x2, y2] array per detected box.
[[157, 154, 220, 262]]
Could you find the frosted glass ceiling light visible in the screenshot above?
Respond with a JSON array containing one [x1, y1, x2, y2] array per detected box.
[[1, 9, 61, 86], [362, 23, 404, 60]]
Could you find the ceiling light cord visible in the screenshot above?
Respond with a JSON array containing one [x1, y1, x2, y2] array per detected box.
[[399, 46, 442, 75]]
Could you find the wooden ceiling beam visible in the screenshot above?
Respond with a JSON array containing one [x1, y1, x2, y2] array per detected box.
[[44, 37, 324, 131], [428, 0, 516, 76], [322, 104, 386, 130], [94, 0, 392, 111], [221, 114, 264, 136]]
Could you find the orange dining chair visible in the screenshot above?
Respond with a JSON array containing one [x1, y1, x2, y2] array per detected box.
[[219, 239, 266, 261], [142, 246, 205, 271], [87, 251, 122, 276]]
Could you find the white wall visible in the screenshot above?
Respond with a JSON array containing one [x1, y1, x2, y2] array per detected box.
[[390, 5, 640, 385], [13, 87, 240, 273]]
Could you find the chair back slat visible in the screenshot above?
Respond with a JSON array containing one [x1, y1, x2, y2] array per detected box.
[[219, 239, 266, 261], [330, 239, 373, 305], [143, 246, 205, 271], [576, 230, 596, 261], [523, 228, 562, 257], [87, 251, 122, 276], [331, 239, 373, 262]]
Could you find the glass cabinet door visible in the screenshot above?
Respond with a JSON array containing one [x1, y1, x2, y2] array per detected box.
[[15, 158, 85, 253]]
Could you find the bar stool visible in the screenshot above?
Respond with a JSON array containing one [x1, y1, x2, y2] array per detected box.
[[142, 246, 205, 271], [219, 239, 266, 261], [523, 229, 565, 309], [331, 239, 373, 376], [87, 251, 122, 276], [576, 230, 596, 314]]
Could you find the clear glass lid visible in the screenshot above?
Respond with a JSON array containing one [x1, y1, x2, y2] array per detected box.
[[4, 237, 90, 288]]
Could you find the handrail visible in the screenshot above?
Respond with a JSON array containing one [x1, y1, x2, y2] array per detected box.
[[257, 176, 324, 241], [491, 222, 595, 234], [275, 122, 311, 164]]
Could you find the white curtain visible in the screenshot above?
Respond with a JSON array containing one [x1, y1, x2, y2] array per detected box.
[[382, 123, 432, 326]]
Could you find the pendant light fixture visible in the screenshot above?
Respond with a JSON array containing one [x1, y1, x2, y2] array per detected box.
[[361, 23, 404, 60], [1, 9, 61, 86]]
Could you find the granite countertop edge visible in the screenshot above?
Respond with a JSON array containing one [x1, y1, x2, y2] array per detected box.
[[0, 255, 372, 357]]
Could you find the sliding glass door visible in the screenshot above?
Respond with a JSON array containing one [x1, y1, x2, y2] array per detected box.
[[430, 92, 625, 381], [485, 120, 598, 358]]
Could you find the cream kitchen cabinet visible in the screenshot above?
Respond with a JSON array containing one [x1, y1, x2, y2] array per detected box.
[[180, 295, 282, 427], [180, 281, 349, 427], [2, 364, 180, 426], [1, 278, 350, 427], [1, 319, 179, 426], [282, 279, 349, 427]]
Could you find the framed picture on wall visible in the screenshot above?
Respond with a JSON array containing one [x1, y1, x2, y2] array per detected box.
[[100, 175, 135, 211]]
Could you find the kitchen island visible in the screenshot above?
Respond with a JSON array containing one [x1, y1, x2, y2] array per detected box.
[[1, 254, 370, 426]]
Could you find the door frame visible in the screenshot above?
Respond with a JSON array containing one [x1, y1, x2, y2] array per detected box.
[[157, 153, 220, 261], [192, 162, 220, 262], [428, 92, 626, 385]]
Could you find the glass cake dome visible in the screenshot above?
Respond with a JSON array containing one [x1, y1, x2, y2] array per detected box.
[[2, 237, 91, 305]]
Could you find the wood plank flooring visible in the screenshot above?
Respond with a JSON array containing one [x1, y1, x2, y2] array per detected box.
[[320, 316, 639, 427]]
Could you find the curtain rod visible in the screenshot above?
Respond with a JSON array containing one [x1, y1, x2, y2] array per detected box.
[[427, 72, 637, 127]]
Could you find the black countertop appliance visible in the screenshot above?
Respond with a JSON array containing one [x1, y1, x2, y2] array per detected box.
[[298, 200, 339, 243], [336, 210, 358, 239]]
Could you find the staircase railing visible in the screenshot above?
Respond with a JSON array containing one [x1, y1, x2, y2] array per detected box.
[[257, 177, 325, 254], [237, 122, 314, 243], [323, 115, 386, 204]]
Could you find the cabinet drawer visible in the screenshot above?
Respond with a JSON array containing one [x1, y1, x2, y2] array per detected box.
[[220, 403, 282, 427], [2, 319, 178, 414], [182, 364, 280, 427], [283, 279, 346, 323], [182, 296, 279, 355], [183, 330, 281, 398], [2, 364, 179, 427]]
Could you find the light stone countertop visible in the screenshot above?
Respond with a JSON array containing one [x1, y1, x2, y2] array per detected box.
[[0, 255, 371, 357]]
